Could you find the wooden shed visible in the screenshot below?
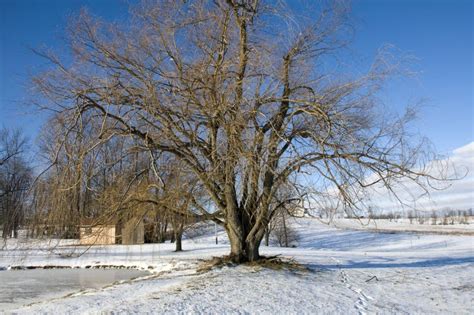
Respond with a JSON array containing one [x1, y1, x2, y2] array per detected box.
[[79, 224, 116, 245], [79, 216, 144, 245]]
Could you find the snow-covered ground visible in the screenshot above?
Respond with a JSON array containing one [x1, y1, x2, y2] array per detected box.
[[0, 268, 149, 311], [0, 218, 473, 314], [330, 218, 474, 235]]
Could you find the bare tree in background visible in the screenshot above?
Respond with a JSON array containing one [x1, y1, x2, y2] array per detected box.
[[163, 167, 202, 252], [0, 128, 26, 167], [32, 113, 148, 238], [126, 159, 206, 251], [0, 128, 32, 238], [31, 0, 446, 262], [264, 183, 301, 246]]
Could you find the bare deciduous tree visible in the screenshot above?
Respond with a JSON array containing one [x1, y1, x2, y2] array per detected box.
[[32, 0, 445, 262], [0, 127, 26, 167], [0, 128, 32, 238], [126, 159, 203, 251]]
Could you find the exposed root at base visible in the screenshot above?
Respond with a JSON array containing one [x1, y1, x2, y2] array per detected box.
[[197, 255, 308, 273]]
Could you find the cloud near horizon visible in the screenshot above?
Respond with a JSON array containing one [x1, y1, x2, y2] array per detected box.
[[303, 142, 474, 215], [367, 141, 474, 213]]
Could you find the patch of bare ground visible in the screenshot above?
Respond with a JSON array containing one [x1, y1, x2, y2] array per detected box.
[[197, 255, 308, 273]]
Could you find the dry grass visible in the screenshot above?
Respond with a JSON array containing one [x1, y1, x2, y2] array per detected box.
[[197, 255, 308, 273]]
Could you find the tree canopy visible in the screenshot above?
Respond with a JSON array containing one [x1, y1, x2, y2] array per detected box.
[[32, 0, 442, 262]]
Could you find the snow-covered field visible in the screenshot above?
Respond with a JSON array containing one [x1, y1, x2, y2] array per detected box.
[[330, 218, 474, 235], [1, 218, 473, 314]]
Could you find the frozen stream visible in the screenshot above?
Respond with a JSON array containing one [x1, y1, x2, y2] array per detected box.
[[0, 268, 149, 311]]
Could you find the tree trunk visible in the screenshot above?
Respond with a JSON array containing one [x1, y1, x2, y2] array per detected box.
[[228, 235, 261, 262], [264, 227, 270, 246], [226, 214, 264, 263], [158, 220, 167, 243], [175, 231, 182, 252], [282, 213, 288, 247]]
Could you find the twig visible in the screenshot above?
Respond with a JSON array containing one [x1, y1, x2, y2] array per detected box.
[[366, 275, 379, 282]]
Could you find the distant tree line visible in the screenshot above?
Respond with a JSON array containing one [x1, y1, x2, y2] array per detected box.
[[0, 127, 32, 238], [0, 121, 300, 250]]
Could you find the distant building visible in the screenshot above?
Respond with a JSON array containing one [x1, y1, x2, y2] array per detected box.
[[79, 216, 144, 245], [291, 206, 305, 218], [80, 224, 116, 245]]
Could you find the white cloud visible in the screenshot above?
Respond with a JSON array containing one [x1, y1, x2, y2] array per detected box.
[[303, 142, 474, 215], [369, 141, 474, 213]]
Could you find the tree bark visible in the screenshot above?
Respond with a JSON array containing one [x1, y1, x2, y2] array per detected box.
[[264, 227, 270, 246], [226, 212, 264, 263], [175, 231, 182, 252], [228, 235, 261, 262], [282, 213, 288, 247]]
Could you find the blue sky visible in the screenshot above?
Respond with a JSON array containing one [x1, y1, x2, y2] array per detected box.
[[0, 0, 472, 154], [351, 0, 473, 154]]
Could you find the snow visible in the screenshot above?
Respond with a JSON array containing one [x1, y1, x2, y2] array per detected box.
[[330, 218, 474, 235], [0, 268, 149, 311], [1, 218, 473, 314]]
